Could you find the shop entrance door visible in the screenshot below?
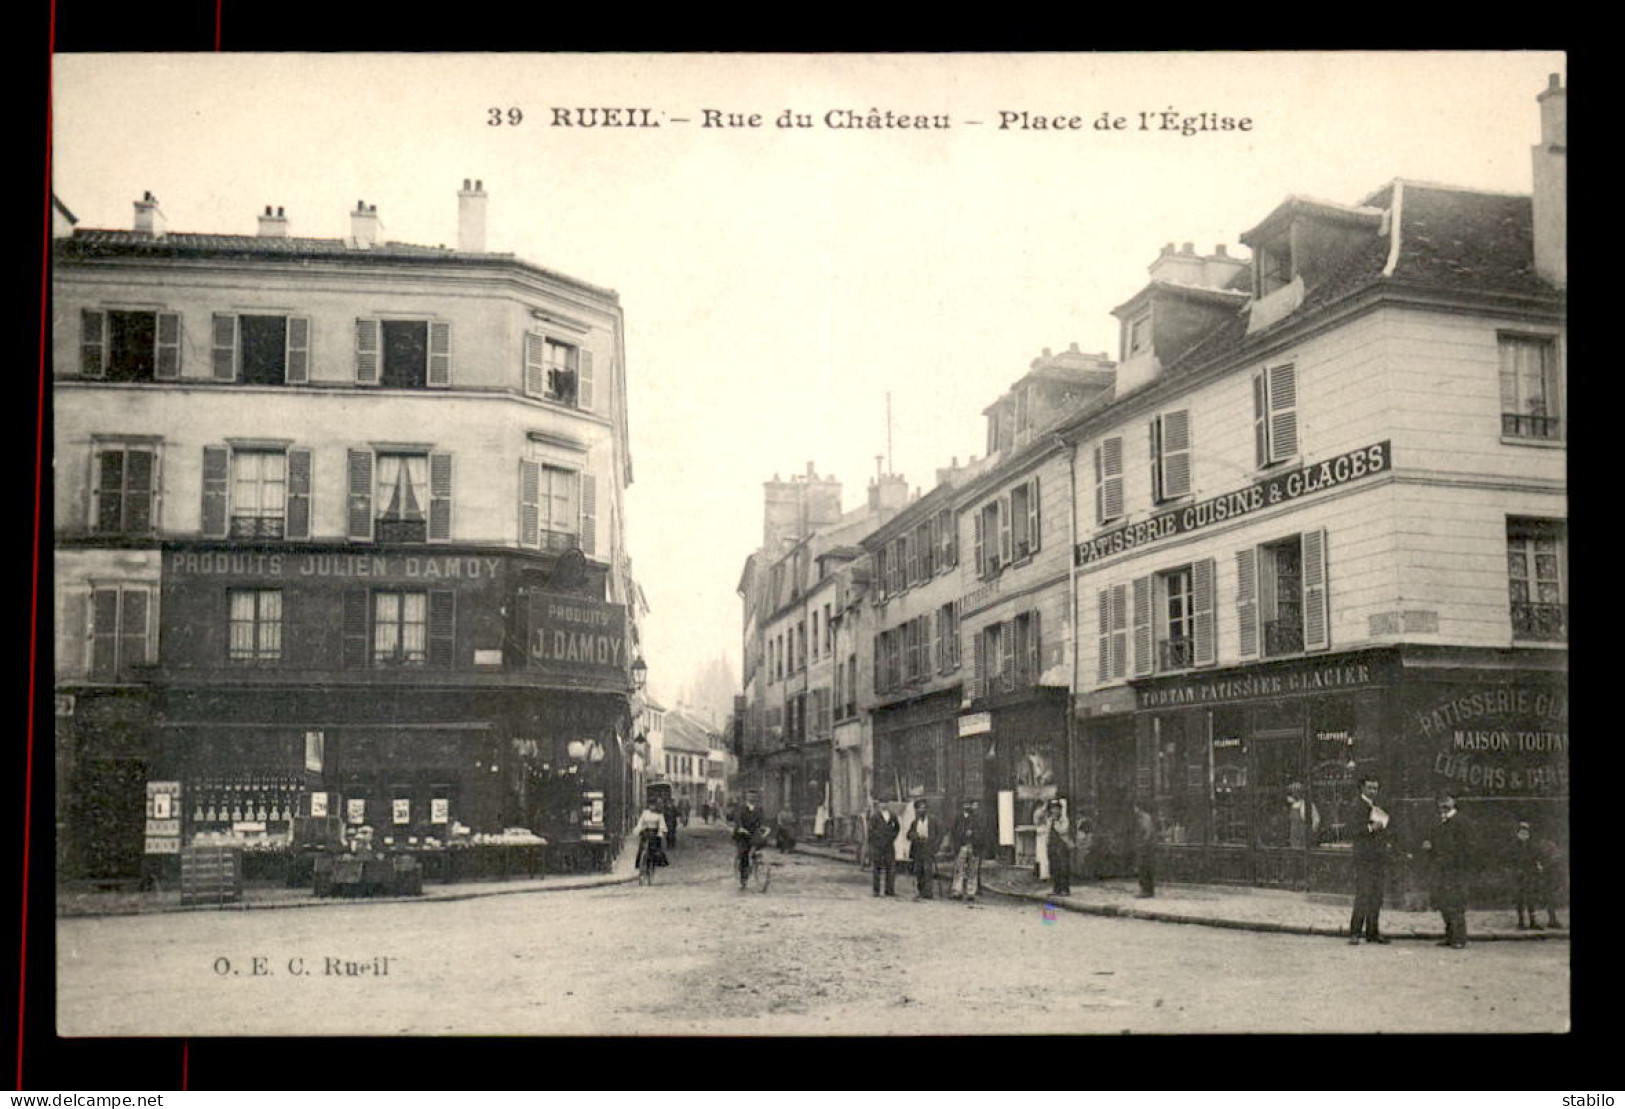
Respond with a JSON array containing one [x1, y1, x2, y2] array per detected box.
[[1094, 721, 1136, 877], [1252, 727, 1307, 888]]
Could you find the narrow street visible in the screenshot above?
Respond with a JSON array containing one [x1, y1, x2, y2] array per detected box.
[[57, 823, 1569, 1037]]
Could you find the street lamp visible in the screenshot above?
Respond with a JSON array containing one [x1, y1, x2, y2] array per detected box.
[[630, 655, 648, 692]]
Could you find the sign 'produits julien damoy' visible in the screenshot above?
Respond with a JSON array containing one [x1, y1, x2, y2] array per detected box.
[[527, 592, 628, 678]]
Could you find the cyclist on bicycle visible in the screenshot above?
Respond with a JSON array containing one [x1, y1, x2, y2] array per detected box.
[[732, 789, 768, 889], [634, 801, 666, 878]]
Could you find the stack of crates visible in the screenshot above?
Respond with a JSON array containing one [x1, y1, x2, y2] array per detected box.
[[179, 846, 243, 907]]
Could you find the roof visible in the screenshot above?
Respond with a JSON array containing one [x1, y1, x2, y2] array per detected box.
[[661, 710, 721, 753], [57, 228, 621, 301], [1240, 194, 1385, 245], [1111, 279, 1250, 319]]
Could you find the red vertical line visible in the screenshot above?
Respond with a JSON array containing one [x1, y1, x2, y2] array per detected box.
[[182, 1040, 189, 1090], [20, 0, 57, 1091], [215, 0, 221, 50]]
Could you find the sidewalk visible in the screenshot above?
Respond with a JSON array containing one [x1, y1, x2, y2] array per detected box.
[[56, 846, 640, 918], [795, 840, 1569, 942]]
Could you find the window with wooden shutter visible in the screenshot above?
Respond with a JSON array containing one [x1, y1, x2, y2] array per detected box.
[[973, 510, 986, 579], [341, 590, 369, 668], [579, 471, 597, 556], [1027, 477, 1041, 554], [1255, 365, 1298, 466], [874, 634, 885, 695], [155, 312, 181, 379], [199, 445, 229, 538], [428, 452, 453, 540], [1109, 583, 1128, 680], [285, 448, 312, 540], [1028, 608, 1042, 682], [972, 626, 986, 699], [1096, 587, 1112, 685], [427, 322, 452, 387], [355, 319, 381, 385], [523, 332, 547, 398], [428, 590, 456, 667], [1095, 436, 1124, 523], [1153, 410, 1192, 501], [578, 349, 595, 411], [347, 450, 374, 541], [1132, 575, 1154, 677], [94, 443, 159, 537], [1301, 527, 1329, 652], [939, 507, 955, 569], [998, 493, 1014, 567], [998, 621, 1015, 692], [1236, 547, 1259, 658], [1192, 557, 1216, 667], [81, 310, 107, 377], [286, 317, 310, 384], [212, 314, 239, 381]]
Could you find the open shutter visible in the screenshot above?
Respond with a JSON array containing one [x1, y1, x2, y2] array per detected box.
[[61, 590, 88, 674], [972, 627, 986, 699], [523, 332, 546, 398], [201, 446, 229, 538], [1302, 528, 1329, 652], [128, 449, 157, 535], [428, 590, 456, 667], [973, 510, 985, 579], [579, 471, 597, 556], [341, 589, 369, 669], [1096, 588, 1112, 685], [1027, 609, 1043, 681], [1192, 557, 1217, 667], [1149, 417, 1163, 503], [519, 460, 540, 548], [211, 314, 238, 381], [1027, 476, 1041, 553], [1109, 583, 1128, 680], [998, 495, 1014, 568], [1161, 410, 1192, 499], [285, 317, 310, 384], [999, 621, 1016, 692], [81, 310, 107, 377], [1236, 547, 1260, 658], [578, 349, 595, 411], [1103, 437, 1124, 521], [120, 589, 151, 667], [285, 448, 312, 540], [427, 322, 452, 387], [940, 509, 955, 568], [90, 588, 118, 677], [155, 312, 181, 379], [428, 452, 453, 540], [1253, 372, 1268, 468], [1132, 575, 1154, 676], [347, 449, 374, 541], [1267, 364, 1298, 461], [932, 608, 943, 673], [355, 319, 380, 385]]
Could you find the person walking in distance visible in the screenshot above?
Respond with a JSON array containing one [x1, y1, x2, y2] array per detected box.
[[905, 800, 936, 900], [1423, 794, 1471, 948], [1512, 820, 1564, 930], [865, 798, 901, 897], [1131, 799, 1157, 898], [947, 800, 987, 906], [1348, 776, 1391, 944]]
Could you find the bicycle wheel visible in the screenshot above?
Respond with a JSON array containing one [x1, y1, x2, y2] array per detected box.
[[753, 852, 771, 893]]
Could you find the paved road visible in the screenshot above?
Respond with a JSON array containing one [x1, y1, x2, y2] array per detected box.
[[57, 823, 1568, 1036]]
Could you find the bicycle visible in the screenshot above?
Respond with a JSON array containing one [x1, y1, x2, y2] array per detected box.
[[637, 831, 661, 886], [747, 841, 771, 892]]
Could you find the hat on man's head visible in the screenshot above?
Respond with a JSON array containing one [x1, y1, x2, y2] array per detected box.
[[913, 799, 928, 810]]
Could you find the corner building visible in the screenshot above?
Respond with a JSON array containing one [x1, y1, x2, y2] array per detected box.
[[53, 185, 640, 879]]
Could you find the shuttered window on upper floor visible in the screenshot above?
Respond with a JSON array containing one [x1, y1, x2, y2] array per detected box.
[[212, 314, 311, 385], [1150, 409, 1192, 503], [1094, 436, 1125, 524], [81, 309, 181, 382], [1253, 364, 1299, 468], [355, 319, 451, 388]]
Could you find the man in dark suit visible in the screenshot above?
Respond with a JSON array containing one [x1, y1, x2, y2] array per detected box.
[[865, 798, 901, 897], [1423, 794, 1471, 948], [947, 800, 988, 905], [905, 800, 936, 900], [1348, 776, 1391, 944]]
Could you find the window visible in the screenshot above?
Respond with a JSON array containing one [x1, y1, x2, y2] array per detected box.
[[936, 602, 961, 673], [823, 604, 832, 654], [936, 507, 957, 570], [373, 590, 427, 665], [1257, 239, 1291, 297], [1096, 583, 1128, 684], [348, 449, 452, 543], [1211, 712, 1249, 845], [344, 588, 455, 668], [1499, 334, 1561, 440], [975, 500, 1006, 578], [523, 333, 595, 409], [1010, 477, 1041, 560], [798, 622, 808, 672], [519, 462, 593, 553], [1160, 567, 1195, 670], [201, 445, 312, 541], [1507, 518, 1566, 641], [89, 585, 154, 679], [212, 314, 310, 385], [1013, 610, 1041, 684], [228, 589, 282, 663], [1093, 436, 1125, 523], [1253, 364, 1299, 467], [845, 654, 857, 717], [1238, 530, 1327, 658], [92, 442, 159, 536], [1127, 311, 1152, 357], [81, 309, 181, 382], [355, 319, 450, 388], [810, 611, 819, 661], [1150, 410, 1192, 502]]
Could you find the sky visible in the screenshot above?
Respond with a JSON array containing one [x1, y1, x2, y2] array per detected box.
[[51, 51, 1566, 704]]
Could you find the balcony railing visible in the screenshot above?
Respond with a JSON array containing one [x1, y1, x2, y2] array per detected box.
[[1511, 602, 1567, 641], [1159, 637, 1195, 671], [376, 518, 427, 544], [1502, 413, 1561, 439], [1263, 619, 1304, 657], [230, 515, 285, 540]]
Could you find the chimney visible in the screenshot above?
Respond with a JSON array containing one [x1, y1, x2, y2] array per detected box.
[[133, 191, 165, 238], [257, 204, 289, 238], [349, 200, 381, 249], [1532, 73, 1566, 288], [458, 178, 487, 253]]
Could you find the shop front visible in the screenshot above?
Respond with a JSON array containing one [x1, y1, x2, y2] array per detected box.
[[56, 687, 154, 882], [975, 686, 1070, 867], [872, 688, 965, 817]]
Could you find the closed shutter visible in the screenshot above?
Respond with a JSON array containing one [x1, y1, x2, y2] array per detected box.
[[81, 310, 107, 376], [1109, 583, 1128, 680], [903, 533, 917, 586], [1267, 364, 1298, 461], [155, 312, 181, 379], [998, 494, 1013, 567], [1096, 587, 1112, 685], [972, 627, 986, 699], [211, 314, 238, 381], [121, 589, 151, 667], [201, 446, 229, 538], [1236, 547, 1259, 658], [1191, 557, 1216, 667], [1302, 528, 1329, 652], [347, 449, 374, 541], [922, 519, 936, 579], [341, 589, 369, 669], [519, 460, 540, 548], [1253, 372, 1268, 468], [1027, 476, 1041, 553], [285, 448, 312, 540], [578, 349, 595, 411], [428, 452, 453, 540], [579, 471, 597, 556], [524, 332, 546, 398], [355, 319, 380, 385], [999, 621, 1015, 692], [428, 590, 456, 667], [427, 322, 451, 387], [61, 590, 88, 674], [128, 449, 157, 535], [932, 608, 943, 673], [286, 317, 311, 383], [973, 511, 985, 579], [90, 588, 118, 676], [1160, 410, 1192, 499], [1132, 575, 1154, 677]]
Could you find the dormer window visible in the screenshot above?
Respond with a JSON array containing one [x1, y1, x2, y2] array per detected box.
[[1258, 238, 1291, 297], [1127, 312, 1152, 358]]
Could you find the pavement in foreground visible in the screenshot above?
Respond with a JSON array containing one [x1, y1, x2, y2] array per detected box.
[[56, 824, 1569, 1036]]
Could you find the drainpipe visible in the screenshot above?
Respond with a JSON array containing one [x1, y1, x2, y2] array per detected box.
[[1060, 432, 1082, 822]]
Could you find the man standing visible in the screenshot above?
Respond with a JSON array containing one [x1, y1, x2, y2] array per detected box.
[[1348, 776, 1391, 944], [865, 798, 901, 897], [905, 800, 936, 901], [1423, 794, 1471, 948], [1131, 799, 1157, 898], [947, 800, 987, 906]]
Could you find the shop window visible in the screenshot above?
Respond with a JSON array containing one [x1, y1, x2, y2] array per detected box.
[[211, 314, 310, 384], [355, 319, 451, 388], [91, 441, 159, 536], [81, 309, 181, 382], [1252, 364, 1299, 467], [1154, 715, 1208, 846], [1149, 410, 1193, 503], [227, 588, 283, 663], [347, 449, 453, 543], [1309, 699, 1360, 849], [89, 585, 155, 680], [1499, 333, 1561, 440], [1507, 518, 1567, 641], [1210, 710, 1248, 846]]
